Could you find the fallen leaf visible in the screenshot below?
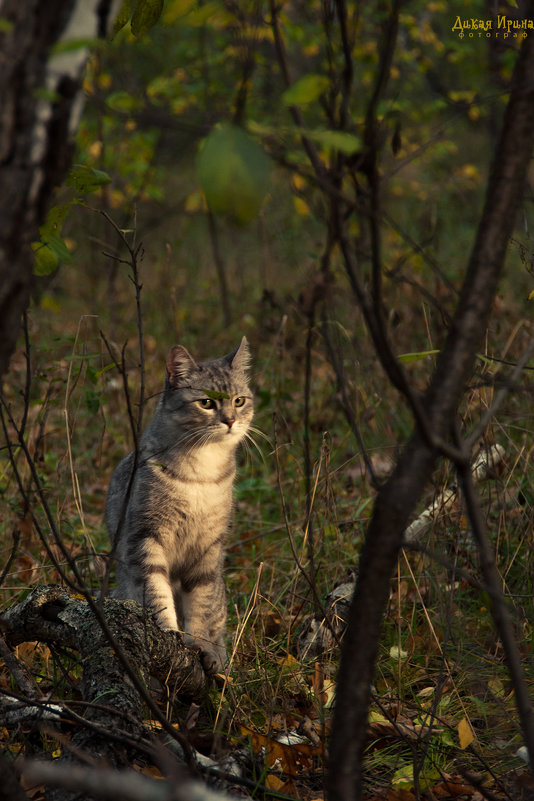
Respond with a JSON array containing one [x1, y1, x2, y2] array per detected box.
[[433, 776, 478, 797], [458, 717, 475, 749], [265, 774, 286, 791]]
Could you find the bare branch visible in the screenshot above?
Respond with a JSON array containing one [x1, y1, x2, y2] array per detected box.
[[21, 761, 232, 801]]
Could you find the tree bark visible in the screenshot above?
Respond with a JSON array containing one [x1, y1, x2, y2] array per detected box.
[[327, 20, 534, 801], [0, 0, 119, 382]]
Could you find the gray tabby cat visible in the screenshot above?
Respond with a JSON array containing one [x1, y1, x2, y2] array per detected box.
[[105, 337, 253, 673]]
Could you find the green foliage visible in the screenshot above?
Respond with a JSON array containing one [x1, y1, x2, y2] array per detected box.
[[197, 124, 271, 224], [32, 167, 111, 276], [67, 165, 112, 194], [201, 388, 230, 400], [113, 0, 165, 37], [281, 74, 330, 107]]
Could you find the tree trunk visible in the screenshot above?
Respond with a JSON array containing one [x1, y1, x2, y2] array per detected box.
[[0, 0, 119, 381]]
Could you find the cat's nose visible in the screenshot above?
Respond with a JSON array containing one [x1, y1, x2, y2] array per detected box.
[[225, 418, 235, 429]]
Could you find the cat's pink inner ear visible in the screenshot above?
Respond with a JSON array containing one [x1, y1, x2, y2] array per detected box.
[[167, 345, 197, 385]]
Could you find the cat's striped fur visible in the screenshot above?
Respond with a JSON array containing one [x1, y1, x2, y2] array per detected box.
[[105, 338, 253, 673]]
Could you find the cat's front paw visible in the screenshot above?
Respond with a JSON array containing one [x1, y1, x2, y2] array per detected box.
[[184, 635, 226, 674]]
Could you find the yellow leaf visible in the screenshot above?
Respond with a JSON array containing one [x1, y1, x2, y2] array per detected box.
[[488, 678, 504, 697], [293, 196, 310, 216], [278, 653, 299, 667], [457, 717, 475, 749], [139, 765, 164, 779], [185, 189, 207, 214], [292, 174, 308, 191], [528, 289, 534, 301], [322, 679, 336, 708], [368, 710, 389, 723], [265, 775, 286, 791], [417, 687, 435, 699]]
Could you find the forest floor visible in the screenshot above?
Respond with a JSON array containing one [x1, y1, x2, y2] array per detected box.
[[1, 180, 533, 801]]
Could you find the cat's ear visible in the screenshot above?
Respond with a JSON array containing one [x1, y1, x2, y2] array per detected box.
[[166, 345, 198, 386], [225, 336, 251, 373]]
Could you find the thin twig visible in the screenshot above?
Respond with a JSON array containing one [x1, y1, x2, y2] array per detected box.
[[466, 335, 534, 448], [455, 426, 534, 768]]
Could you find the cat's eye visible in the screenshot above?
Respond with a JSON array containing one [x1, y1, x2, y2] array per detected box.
[[234, 397, 246, 407], [198, 398, 216, 410]]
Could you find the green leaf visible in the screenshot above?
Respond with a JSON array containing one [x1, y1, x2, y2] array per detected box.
[[201, 388, 230, 400], [67, 165, 112, 194], [392, 764, 415, 790], [392, 763, 441, 792], [0, 17, 14, 33], [248, 120, 361, 155], [42, 233, 72, 264], [397, 349, 439, 363], [42, 202, 78, 236], [32, 242, 59, 276], [163, 0, 198, 23], [131, 0, 164, 36], [197, 124, 271, 225], [106, 90, 144, 112], [112, 0, 131, 36], [282, 74, 330, 107], [307, 129, 362, 155]]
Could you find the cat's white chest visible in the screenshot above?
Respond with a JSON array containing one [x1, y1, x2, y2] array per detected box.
[[192, 439, 235, 479]]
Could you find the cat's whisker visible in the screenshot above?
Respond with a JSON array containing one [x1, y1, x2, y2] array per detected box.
[[182, 429, 212, 457], [248, 425, 271, 445], [240, 436, 253, 466], [242, 430, 267, 464]]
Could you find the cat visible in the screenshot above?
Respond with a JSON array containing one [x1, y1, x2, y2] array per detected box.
[[105, 337, 254, 673]]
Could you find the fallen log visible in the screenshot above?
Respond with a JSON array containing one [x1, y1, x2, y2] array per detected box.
[[1, 585, 206, 800]]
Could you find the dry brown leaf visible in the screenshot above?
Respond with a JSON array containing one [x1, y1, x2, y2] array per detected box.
[[240, 725, 322, 773], [433, 776, 478, 797], [386, 788, 417, 801], [368, 715, 441, 742], [265, 774, 286, 791]]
